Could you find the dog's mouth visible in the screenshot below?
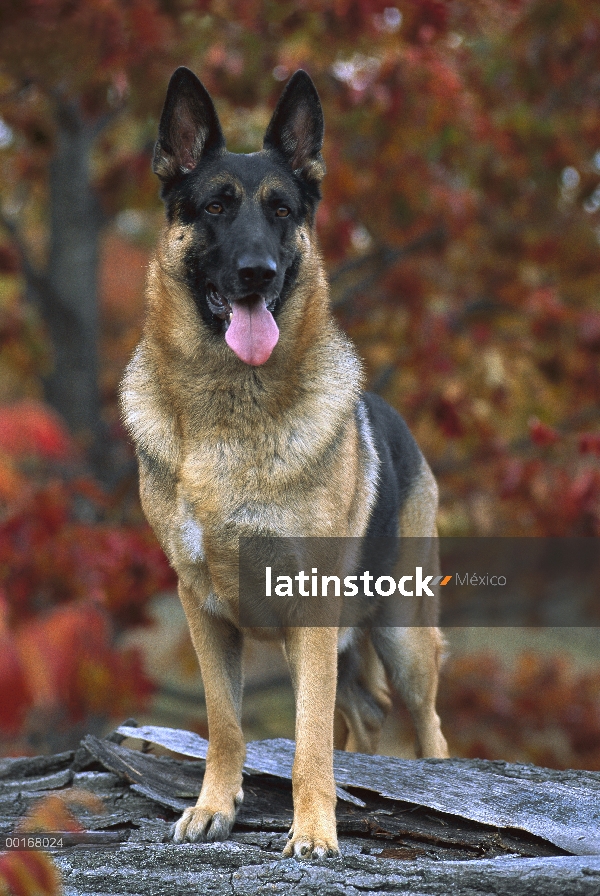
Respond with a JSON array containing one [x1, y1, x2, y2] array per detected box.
[[206, 284, 279, 366], [206, 284, 232, 320]]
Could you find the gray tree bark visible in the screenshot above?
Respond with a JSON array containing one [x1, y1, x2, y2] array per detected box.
[[43, 98, 103, 438], [1, 94, 106, 450]]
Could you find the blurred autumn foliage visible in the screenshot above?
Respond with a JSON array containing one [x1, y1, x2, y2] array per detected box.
[[440, 652, 600, 770], [0, 402, 173, 752], [0, 789, 103, 896], [0, 1, 599, 764]]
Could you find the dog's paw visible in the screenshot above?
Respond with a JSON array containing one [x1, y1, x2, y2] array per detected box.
[[283, 825, 339, 860], [172, 788, 243, 844]]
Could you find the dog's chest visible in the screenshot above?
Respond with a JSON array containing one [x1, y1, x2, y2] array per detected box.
[[177, 453, 305, 545], [174, 428, 349, 556], [172, 492, 272, 562]]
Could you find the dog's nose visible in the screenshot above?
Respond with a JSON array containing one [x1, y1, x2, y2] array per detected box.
[[237, 255, 277, 291]]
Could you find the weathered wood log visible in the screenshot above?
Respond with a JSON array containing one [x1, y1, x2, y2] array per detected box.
[[53, 848, 600, 896], [1, 725, 600, 895], [115, 724, 600, 855]]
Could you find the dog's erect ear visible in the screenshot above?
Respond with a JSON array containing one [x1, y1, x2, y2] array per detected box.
[[263, 70, 325, 184], [152, 67, 225, 181]]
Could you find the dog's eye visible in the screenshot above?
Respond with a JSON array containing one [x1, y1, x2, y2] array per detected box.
[[275, 206, 290, 218], [205, 202, 224, 215]]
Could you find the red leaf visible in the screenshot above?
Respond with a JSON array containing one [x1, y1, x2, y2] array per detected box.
[[528, 418, 560, 447], [578, 433, 600, 455], [434, 396, 464, 438], [0, 244, 20, 275], [0, 402, 75, 461], [15, 602, 154, 724], [578, 312, 600, 350], [0, 591, 32, 734]]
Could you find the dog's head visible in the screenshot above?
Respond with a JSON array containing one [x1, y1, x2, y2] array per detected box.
[[152, 67, 325, 367]]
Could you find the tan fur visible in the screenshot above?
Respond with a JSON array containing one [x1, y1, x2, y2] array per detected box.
[[121, 202, 447, 860]]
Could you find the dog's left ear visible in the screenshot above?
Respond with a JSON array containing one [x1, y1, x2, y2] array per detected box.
[[263, 70, 325, 185]]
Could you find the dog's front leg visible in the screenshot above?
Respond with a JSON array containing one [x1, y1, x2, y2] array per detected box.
[[283, 626, 339, 859], [173, 583, 245, 843]]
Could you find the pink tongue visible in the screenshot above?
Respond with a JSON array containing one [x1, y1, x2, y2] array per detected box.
[[225, 298, 279, 366]]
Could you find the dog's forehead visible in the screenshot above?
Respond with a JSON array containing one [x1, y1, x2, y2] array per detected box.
[[200, 151, 297, 197]]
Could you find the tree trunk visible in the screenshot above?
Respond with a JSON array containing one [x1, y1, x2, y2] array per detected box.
[[43, 99, 103, 441]]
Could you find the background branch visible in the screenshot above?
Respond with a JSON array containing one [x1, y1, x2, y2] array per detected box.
[[330, 226, 448, 310]]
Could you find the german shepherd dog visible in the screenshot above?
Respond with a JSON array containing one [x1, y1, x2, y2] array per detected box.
[[120, 67, 448, 859]]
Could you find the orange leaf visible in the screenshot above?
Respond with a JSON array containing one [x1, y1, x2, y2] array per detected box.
[[0, 851, 61, 896]]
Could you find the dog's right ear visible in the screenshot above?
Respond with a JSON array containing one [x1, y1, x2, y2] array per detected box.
[[263, 70, 325, 186], [152, 67, 225, 182]]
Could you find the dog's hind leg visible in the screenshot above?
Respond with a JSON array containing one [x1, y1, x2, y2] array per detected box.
[[173, 583, 246, 843], [371, 461, 449, 758], [371, 625, 448, 757], [335, 632, 391, 754]]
